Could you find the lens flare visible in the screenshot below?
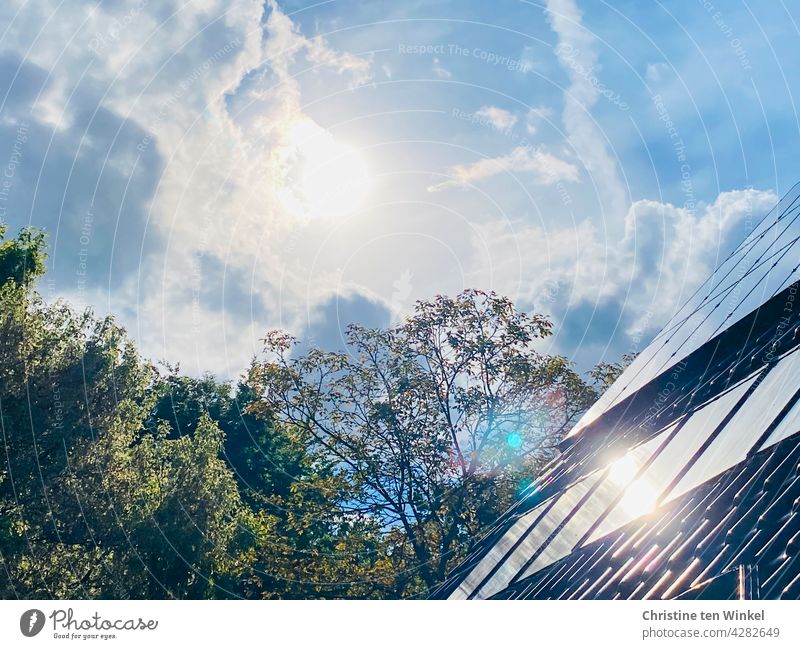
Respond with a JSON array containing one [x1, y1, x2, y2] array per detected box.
[[507, 432, 523, 449]]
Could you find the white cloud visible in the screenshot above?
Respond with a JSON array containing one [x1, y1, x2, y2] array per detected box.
[[272, 5, 372, 89], [525, 105, 553, 134], [428, 146, 579, 191], [1, 0, 781, 383], [475, 105, 517, 132], [0, 0, 375, 377], [546, 0, 628, 220], [467, 188, 778, 351], [432, 57, 452, 79]]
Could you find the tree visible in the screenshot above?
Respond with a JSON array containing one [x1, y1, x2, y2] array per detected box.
[[0, 224, 46, 287], [247, 289, 599, 595], [0, 227, 251, 598], [587, 352, 638, 391], [1, 225, 620, 599], [141, 367, 390, 598], [1, 226, 392, 599]]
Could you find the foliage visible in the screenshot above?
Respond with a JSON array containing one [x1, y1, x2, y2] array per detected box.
[[247, 290, 599, 594], [0, 226, 616, 599], [0, 224, 46, 287], [587, 352, 638, 391]]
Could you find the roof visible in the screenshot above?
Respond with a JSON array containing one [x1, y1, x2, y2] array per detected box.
[[491, 430, 800, 600], [434, 186, 800, 600]]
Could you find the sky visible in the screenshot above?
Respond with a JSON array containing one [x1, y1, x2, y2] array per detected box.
[[1, 0, 798, 379]]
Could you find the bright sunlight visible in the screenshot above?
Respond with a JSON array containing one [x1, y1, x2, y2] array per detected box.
[[288, 118, 371, 219]]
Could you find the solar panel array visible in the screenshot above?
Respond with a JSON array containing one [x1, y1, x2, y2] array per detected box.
[[491, 430, 800, 600], [435, 186, 800, 600], [570, 183, 800, 439]]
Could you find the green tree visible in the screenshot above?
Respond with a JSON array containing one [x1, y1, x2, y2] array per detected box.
[[142, 368, 388, 598], [1, 225, 620, 600], [0, 227, 251, 598], [248, 289, 599, 596], [0, 224, 46, 287], [587, 352, 638, 391]]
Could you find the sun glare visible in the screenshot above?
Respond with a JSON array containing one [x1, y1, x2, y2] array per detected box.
[[608, 454, 659, 519], [289, 119, 371, 219], [608, 454, 639, 485], [616, 478, 659, 518]]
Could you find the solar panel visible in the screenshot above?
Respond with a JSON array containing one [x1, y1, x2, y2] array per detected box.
[[569, 184, 800, 439], [435, 186, 800, 601]]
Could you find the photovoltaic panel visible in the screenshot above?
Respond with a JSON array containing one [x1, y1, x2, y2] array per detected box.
[[569, 184, 800, 439], [667, 348, 800, 501], [436, 187, 800, 601], [586, 374, 755, 544]]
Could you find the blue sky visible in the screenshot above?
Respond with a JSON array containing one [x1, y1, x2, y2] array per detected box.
[[1, 0, 798, 378]]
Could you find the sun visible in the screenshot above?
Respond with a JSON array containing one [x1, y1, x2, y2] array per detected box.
[[288, 119, 371, 219]]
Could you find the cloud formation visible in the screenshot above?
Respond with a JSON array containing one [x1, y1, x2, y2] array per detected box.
[[467, 188, 777, 365], [546, 0, 628, 220], [525, 106, 554, 135], [475, 105, 518, 132], [0, 0, 376, 376], [1, 0, 788, 381], [428, 146, 579, 191]]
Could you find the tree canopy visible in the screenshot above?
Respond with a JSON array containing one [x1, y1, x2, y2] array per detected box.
[[0, 225, 623, 599]]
